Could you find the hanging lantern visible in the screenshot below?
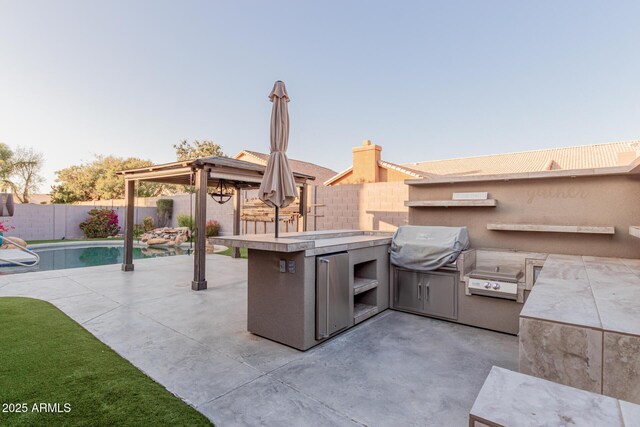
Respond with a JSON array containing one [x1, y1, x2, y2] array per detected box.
[[0, 193, 14, 217], [208, 180, 233, 204]]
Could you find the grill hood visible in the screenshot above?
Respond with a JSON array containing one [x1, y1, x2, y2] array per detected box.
[[390, 226, 470, 272]]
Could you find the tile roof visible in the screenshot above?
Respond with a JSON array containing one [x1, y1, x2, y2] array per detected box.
[[378, 161, 424, 178], [323, 160, 427, 185], [234, 150, 338, 184], [403, 140, 640, 177]]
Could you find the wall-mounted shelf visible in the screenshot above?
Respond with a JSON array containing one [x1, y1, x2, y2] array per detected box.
[[630, 226, 640, 239], [487, 223, 615, 235], [404, 199, 497, 208]]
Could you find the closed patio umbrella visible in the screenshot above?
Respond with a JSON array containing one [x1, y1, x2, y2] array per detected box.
[[259, 81, 297, 238]]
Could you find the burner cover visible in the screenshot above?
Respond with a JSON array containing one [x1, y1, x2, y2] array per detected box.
[[469, 268, 523, 283]]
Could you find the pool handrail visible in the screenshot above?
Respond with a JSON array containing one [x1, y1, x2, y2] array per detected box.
[[0, 236, 40, 267]]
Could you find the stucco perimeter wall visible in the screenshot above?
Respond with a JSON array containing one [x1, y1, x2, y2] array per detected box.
[[313, 182, 408, 231], [77, 194, 236, 235], [4, 204, 157, 241], [408, 174, 640, 258], [168, 194, 235, 235]]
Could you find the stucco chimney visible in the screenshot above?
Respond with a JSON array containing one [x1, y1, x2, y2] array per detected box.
[[352, 139, 381, 183]]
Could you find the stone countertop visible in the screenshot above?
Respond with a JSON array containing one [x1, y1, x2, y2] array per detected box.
[[470, 366, 638, 427], [520, 254, 640, 336], [211, 230, 393, 254]]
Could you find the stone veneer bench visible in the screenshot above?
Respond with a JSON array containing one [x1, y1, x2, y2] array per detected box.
[[519, 254, 640, 404], [470, 367, 640, 427]]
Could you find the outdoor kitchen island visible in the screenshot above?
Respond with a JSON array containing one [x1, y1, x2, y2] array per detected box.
[[213, 230, 393, 350]]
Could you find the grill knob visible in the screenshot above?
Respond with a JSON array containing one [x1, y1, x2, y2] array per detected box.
[[493, 283, 501, 290], [484, 282, 492, 289]]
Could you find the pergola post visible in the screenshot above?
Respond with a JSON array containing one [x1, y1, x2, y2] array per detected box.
[[192, 167, 208, 290], [122, 179, 135, 272], [299, 183, 308, 232], [232, 187, 242, 258]]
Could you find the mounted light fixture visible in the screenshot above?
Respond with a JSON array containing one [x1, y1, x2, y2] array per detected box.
[[208, 180, 233, 204]]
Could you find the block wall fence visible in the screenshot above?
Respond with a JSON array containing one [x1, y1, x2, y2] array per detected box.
[[311, 182, 408, 231], [7, 175, 638, 259], [4, 204, 157, 241], [5, 182, 406, 241]]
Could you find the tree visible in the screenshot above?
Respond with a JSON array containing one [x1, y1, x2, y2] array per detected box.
[[50, 156, 167, 203], [0, 143, 45, 203], [0, 143, 14, 192], [174, 140, 225, 161], [9, 147, 45, 203]]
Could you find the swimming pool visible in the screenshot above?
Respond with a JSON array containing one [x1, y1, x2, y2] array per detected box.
[[0, 244, 191, 274]]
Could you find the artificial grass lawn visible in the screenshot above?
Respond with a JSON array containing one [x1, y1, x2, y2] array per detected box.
[[217, 247, 248, 259], [0, 297, 212, 427]]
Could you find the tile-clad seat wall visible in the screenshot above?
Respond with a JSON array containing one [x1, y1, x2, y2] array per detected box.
[[470, 366, 640, 427], [519, 255, 640, 404]]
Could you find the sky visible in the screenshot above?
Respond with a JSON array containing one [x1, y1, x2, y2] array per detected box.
[[1, 1, 640, 190]]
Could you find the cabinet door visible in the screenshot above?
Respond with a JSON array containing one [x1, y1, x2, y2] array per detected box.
[[316, 253, 351, 340], [421, 273, 458, 320], [393, 269, 423, 313]]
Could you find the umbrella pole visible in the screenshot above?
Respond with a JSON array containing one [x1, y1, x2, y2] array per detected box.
[[275, 206, 279, 238]]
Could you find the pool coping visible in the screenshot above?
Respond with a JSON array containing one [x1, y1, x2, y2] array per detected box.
[[28, 240, 192, 250]]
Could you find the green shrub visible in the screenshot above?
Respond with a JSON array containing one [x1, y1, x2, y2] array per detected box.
[[156, 199, 173, 227], [142, 216, 154, 232], [79, 209, 120, 238], [177, 214, 194, 232], [133, 224, 145, 240], [206, 220, 220, 237]]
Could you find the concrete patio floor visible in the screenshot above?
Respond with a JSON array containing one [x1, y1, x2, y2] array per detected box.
[[0, 255, 518, 426]]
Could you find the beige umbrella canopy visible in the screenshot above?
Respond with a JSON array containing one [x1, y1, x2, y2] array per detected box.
[[258, 81, 297, 237]]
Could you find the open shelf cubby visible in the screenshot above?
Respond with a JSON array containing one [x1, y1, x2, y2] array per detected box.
[[353, 260, 379, 324], [354, 301, 378, 324]]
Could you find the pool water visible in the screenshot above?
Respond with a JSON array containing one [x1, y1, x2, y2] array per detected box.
[[0, 245, 191, 274]]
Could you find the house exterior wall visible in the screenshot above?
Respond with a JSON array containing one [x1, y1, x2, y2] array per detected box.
[[408, 174, 640, 258], [234, 152, 263, 165], [329, 166, 413, 185], [378, 167, 414, 182], [327, 141, 414, 185]]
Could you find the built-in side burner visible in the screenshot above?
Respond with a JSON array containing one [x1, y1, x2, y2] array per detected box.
[[468, 268, 523, 300]]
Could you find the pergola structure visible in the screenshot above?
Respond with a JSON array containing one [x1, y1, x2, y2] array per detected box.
[[119, 156, 314, 290]]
